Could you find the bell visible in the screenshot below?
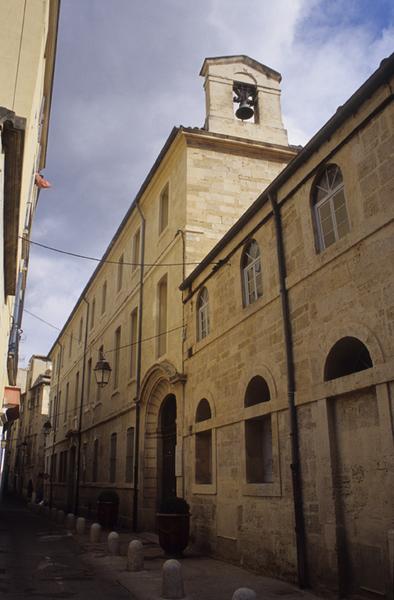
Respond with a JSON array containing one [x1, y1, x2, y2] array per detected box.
[[235, 100, 254, 121]]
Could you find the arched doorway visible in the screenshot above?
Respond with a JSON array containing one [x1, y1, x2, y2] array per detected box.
[[158, 394, 176, 504]]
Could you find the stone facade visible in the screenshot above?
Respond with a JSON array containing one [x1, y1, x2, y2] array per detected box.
[[44, 57, 296, 527], [181, 57, 394, 596], [0, 0, 59, 449]]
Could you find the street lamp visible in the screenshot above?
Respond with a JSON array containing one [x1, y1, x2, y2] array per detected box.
[[94, 349, 112, 387]]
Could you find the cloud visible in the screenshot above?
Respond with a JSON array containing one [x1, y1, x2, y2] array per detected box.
[[20, 0, 394, 365]]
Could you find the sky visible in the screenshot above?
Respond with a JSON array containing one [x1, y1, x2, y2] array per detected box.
[[20, 0, 394, 365]]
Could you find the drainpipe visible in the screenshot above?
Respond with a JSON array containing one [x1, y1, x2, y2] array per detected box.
[[270, 193, 309, 588], [49, 341, 62, 508], [176, 229, 186, 497], [74, 297, 89, 516], [132, 202, 146, 531]]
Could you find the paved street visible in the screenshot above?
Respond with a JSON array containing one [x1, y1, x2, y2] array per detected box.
[[0, 498, 131, 599]]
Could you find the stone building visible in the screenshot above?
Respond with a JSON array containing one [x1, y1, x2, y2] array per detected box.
[[7, 356, 51, 499], [0, 0, 59, 470], [45, 56, 296, 522], [180, 54, 394, 597]]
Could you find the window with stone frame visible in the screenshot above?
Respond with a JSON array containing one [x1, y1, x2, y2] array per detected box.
[[313, 164, 349, 251], [132, 228, 140, 272], [125, 427, 134, 483], [90, 298, 96, 330], [101, 281, 107, 314], [109, 432, 117, 483], [159, 183, 169, 234], [157, 275, 168, 357], [195, 399, 213, 484], [244, 376, 273, 484], [241, 240, 263, 306], [197, 287, 210, 341], [117, 254, 124, 291], [92, 439, 99, 482], [113, 327, 121, 389]]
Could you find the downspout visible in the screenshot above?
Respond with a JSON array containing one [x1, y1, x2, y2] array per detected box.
[[270, 193, 309, 588], [132, 202, 146, 531], [49, 341, 62, 508], [176, 229, 186, 497], [74, 297, 89, 516]]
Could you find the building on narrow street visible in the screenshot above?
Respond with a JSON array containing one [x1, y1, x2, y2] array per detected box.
[[7, 356, 51, 500], [43, 51, 393, 598], [180, 54, 394, 597], [45, 55, 296, 520], [0, 0, 60, 475]]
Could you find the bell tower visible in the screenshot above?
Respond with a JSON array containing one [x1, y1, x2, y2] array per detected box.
[[200, 55, 289, 146]]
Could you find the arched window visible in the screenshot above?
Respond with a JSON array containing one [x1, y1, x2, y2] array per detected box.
[[197, 287, 210, 341], [244, 376, 270, 407], [324, 336, 373, 381], [241, 240, 262, 306], [195, 399, 212, 484], [244, 376, 272, 484], [196, 398, 212, 422], [313, 164, 349, 251]]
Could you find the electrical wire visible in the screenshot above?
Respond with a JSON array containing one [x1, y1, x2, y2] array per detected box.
[[21, 236, 219, 267], [23, 308, 185, 356]]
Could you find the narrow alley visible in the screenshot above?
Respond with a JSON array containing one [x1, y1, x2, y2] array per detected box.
[[0, 499, 131, 599]]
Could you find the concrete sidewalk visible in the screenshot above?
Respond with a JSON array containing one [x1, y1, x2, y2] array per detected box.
[[76, 527, 324, 600]]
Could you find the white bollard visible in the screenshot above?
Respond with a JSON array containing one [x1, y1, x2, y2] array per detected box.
[[90, 522, 101, 543], [66, 513, 75, 530], [76, 517, 86, 535], [107, 531, 120, 555], [127, 539, 144, 571], [232, 588, 257, 600], [57, 509, 65, 524], [161, 559, 185, 599]]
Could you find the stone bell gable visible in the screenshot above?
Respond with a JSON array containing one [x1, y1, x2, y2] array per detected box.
[[200, 55, 288, 146]]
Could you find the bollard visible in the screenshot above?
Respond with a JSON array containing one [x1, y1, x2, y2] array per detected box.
[[107, 531, 120, 555], [57, 509, 65, 524], [232, 588, 256, 600], [127, 539, 144, 571], [51, 507, 58, 520], [76, 517, 86, 535], [66, 513, 75, 530], [161, 559, 185, 599], [90, 522, 101, 543]]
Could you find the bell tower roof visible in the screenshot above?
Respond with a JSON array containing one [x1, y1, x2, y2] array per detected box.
[[200, 54, 288, 146], [199, 55, 282, 82]]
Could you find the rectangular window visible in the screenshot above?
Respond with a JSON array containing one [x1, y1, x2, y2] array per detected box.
[[157, 275, 167, 357], [92, 439, 99, 482], [69, 333, 72, 358], [90, 298, 95, 330], [74, 372, 80, 413], [130, 309, 138, 379], [52, 453, 57, 483], [109, 433, 117, 483], [117, 254, 124, 291], [87, 358, 92, 401], [195, 430, 212, 484], [55, 391, 61, 429], [245, 415, 273, 484], [79, 317, 83, 342], [125, 427, 134, 483], [132, 229, 140, 272], [113, 327, 121, 389], [64, 383, 69, 423], [82, 442, 87, 483], [101, 281, 107, 314], [96, 346, 103, 404], [159, 183, 169, 234]]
